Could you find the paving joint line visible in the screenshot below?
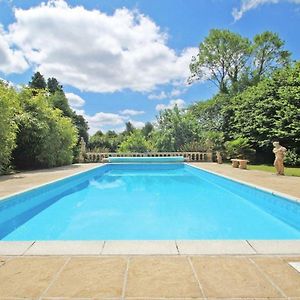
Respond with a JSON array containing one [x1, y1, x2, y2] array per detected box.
[[22, 240, 36, 255], [248, 257, 287, 298], [246, 240, 258, 254], [175, 240, 180, 255], [38, 256, 71, 299], [100, 240, 106, 255], [121, 256, 130, 300], [187, 256, 207, 299]]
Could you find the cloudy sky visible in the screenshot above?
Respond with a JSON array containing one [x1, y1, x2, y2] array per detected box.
[[0, 0, 299, 133]]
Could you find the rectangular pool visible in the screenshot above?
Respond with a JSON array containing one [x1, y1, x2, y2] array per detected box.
[[1, 163, 300, 240]]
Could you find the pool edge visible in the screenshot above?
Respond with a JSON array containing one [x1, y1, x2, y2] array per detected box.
[[186, 163, 300, 204], [0, 163, 105, 202], [1, 240, 300, 255]]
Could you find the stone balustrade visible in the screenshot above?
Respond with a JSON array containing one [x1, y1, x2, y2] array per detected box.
[[84, 151, 213, 163]]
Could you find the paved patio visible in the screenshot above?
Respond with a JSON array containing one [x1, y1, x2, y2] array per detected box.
[[0, 255, 300, 299]]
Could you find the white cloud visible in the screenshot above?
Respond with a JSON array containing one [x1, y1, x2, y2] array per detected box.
[[119, 109, 145, 116], [148, 87, 186, 100], [6, 1, 197, 92], [155, 98, 186, 111], [148, 91, 167, 100], [0, 25, 28, 74], [73, 108, 146, 134], [65, 92, 85, 108], [128, 119, 145, 129], [232, 0, 300, 21]]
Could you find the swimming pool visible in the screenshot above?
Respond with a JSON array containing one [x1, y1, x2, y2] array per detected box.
[[0, 163, 299, 240]]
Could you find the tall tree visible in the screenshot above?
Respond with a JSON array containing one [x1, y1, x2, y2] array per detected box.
[[189, 29, 251, 93], [0, 81, 19, 173], [29, 72, 46, 89], [49, 90, 74, 118], [47, 77, 63, 94], [124, 121, 135, 135], [154, 105, 201, 151], [142, 122, 154, 138], [252, 31, 291, 82]]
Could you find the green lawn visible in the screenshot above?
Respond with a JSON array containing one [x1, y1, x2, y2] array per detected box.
[[248, 164, 300, 177]]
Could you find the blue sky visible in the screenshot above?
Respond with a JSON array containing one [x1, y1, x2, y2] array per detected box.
[[0, 0, 299, 133]]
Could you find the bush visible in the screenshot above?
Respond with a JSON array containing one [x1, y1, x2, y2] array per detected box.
[[118, 131, 153, 153], [13, 89, 78, 169], [284, 149, 300, 167], [224, 137, 256, 160], [0, 82, 19, 173]]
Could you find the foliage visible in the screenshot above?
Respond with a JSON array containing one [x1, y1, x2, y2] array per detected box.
[[154, 105, 201, 151], [190, 93, 230, 133], [142, 122, 154, 138], [201, 131, 224, 151], [47, 77, 63, 94], [118, 130, 153, 153], [0, 82, 19, 173], [190, 29, 290, 94], [224, 137, 255, 160], [29, 72, 46, 89], [124, 121, 135, 135], [189, 29, 252, 93], [227, 62, 300, 160], [13, 89, 78, 169], [89, 130, 122, 152], [252, 31, 291, 82], [284, 149, 300, 167], [49, 90, 74, 118]]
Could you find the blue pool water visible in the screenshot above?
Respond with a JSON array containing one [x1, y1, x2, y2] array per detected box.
[[1, 163, 300, 240]]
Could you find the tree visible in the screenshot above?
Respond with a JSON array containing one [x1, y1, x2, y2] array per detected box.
[[252, 31, 291, 82], [29, 72, 46, 89], [228, 62, 300, 162], [0, 81, 19, 173], [119, 131, 153, 153], [124, 121, 135, 135], [190, 93, 230, 133], [47, 77, 63, 94], [154, 105, 201, 151], [73, 114, 89, 144], [142, 122, 154, 138], [13, 88, 78, 169], [49, 90, 74, 118], [189, 29, 251, 93], [224, 137, 255, 160]]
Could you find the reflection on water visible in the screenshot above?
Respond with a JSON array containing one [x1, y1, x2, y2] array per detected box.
[[89, 178, 124, 190]]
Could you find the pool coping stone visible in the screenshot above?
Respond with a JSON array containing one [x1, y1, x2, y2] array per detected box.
[[1, 240, 300, 255]]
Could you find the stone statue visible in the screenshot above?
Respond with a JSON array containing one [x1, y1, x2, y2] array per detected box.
[[216, 151, 223, 164], [79, 137, 86, 163], [273, 142, 287, 175]]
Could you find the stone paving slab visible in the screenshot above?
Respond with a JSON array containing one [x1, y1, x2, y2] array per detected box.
[[0, 255, 299, 299], [125, 256, 203, 298], [2, 240, 300, 255], [252, 257, 300, 297], [45, 257, 127, 298], [0, 241, 34, 255], [176, 240, 256, 255], [248, 240, 300, 254], [102, 241, 178, 255], [24, 241, 105, 255], [191, 256, 284, 298], [0, 257, 67, 298]]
